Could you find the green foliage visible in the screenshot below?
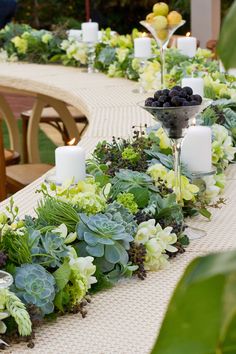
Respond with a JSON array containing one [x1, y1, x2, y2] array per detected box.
[[218, 1, 236, 70], [111, 169, 158, 208], [14, 264, 56, 316], [105, 202, 138, 235], [31, 231, 69, 268], [5, 290, 32, 337], [77, 213, 133, 271], [36, 198, 80, 232], [1, 229, 32, 265], [152, 250, 236, 354]]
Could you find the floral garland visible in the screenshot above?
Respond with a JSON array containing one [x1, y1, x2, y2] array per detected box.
[[0, 99, 235, 347], [0, 24, 236, 100]]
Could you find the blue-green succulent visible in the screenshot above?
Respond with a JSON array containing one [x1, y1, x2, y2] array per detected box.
[[31, 231, 69, 268], [14, 264, 56, 316], [105, 202, 137, 235], [77, 213, 133, 271]]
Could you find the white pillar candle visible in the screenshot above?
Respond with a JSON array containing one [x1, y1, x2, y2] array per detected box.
[[82, 22, 99, 42], [55, 145, 86, 183], [134, 37, 152, 58], [182, 77, 204, 97], [68, 29, 82, 41], [177, 36, 197, 57], [182, 126, 212, 173]]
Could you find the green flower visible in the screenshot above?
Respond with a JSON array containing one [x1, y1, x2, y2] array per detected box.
[[122, 147, 140, 163], [116, 193, 138, 214], [42, 33, 53, 44], [14, 264, 56, 316], [11, 36, 28, 54]]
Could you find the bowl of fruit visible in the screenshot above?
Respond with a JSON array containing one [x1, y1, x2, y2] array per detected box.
[[140, 2, 185, 47], [139, 86, 210, 139]]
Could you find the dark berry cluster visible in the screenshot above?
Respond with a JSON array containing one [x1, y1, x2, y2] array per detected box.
[[128, 242, 147, 280], [145, 86, 203, 108]]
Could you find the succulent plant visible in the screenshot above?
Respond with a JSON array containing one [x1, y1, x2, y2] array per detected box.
[[77, 213, 133, 271], [14, 264, 56, 316], [30, 230, 69, 268], [105, 202, 137, 236]]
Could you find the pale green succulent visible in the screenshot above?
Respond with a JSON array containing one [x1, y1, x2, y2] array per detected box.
[[14, 264, 56, 316], [31, 231, 69, 268], [77, 213, 133, 271], [105, 202, 137, 235]]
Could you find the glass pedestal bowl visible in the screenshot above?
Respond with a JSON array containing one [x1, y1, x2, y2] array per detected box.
[[140, 20, 185, 88], [139, 100, 210, 239]]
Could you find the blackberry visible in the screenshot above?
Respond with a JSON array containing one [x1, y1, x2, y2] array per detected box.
[[182, 86, 193, 95], [152, 101, 161, 107], [154, 90, 162, 100], [163, 102, 171, 107], [169, 89, 179, 97], [162, 89, 170, 96], [145, 97, 154, 106], [191, 94, 202, 104], [172, 85, 182, 91]]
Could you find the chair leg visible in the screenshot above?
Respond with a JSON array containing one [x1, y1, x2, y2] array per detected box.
[[0, 94, 20, 153]]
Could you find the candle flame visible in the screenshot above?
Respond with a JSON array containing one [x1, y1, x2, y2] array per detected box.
[[68, 138, 76, 146], [186, 32, 191, 37], [142, 32, 147, 38]]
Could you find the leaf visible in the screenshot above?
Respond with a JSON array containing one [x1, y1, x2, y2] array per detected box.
[[199, 208, 212, 220], [218, 1, 236, 70], [105, 244, 121, 264], [53, 261, 71, 291], [54, 289, 70, 312], [129, 186, 149, 208], [152, 250, 236, 354], [86, 243, 104, 257]]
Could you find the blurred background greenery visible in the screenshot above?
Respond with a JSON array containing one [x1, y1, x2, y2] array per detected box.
[[15, 0, 235, 34]]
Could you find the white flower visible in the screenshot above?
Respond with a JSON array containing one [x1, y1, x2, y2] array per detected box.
[[0, 50, 8, 63], [145, 239, 169, 271], [52, 223, 77, 244], [156, 225, 177, 252], [69, 256, 97, 289], [135, 219, 156, 245]]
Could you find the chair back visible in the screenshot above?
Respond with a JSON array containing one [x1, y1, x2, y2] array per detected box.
[[0, 118, 7, 201]]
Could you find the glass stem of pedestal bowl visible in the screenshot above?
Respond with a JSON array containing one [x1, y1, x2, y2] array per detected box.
[[171, 138, 183, 205], [160, 45, 166, 89]]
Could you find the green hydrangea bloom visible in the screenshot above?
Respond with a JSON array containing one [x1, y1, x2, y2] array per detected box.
[[121, 147, 140, 163], [117, 193, 138, 214]]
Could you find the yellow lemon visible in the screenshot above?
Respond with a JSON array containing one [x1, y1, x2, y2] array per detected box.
[[156, 29, 168, 41], [152, 15, 168, 31], [146, 12, 155, 23], [167, 11, 182, 27], [153, 2, 169, 17]]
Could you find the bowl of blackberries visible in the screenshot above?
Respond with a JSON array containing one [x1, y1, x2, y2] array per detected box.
[[139, 86, 209, 139]]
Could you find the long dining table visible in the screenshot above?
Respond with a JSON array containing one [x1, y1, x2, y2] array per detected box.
[[0, 62, 236, 354]]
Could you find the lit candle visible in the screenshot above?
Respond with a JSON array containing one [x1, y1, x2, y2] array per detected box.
[[55, 142, 86, 183], [177, 35, 197, 58], [82, 21, 99, 42], [182, 126, 212, 173], [68, 29, 82, 41], [134, 37, 152, 58], [181, 77, 204, 97]]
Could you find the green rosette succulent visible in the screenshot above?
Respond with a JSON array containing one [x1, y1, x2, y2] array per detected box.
[[32, 231, 69, 268], [14, 264, 56, 316], [105, 202, 137, 235], [77, 213, 133, 271]]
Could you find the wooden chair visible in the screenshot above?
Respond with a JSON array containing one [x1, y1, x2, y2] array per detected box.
[[0, 118, 52, 201], [21, 105, 88, 163]]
